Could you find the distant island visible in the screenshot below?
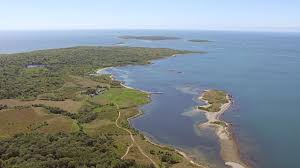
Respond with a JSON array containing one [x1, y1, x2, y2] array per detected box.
[[119, 35, 181, 41], [189, 39, 212, 43]]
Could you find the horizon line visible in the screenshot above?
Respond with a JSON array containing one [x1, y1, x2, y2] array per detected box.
[[0, 28, 299, 33]]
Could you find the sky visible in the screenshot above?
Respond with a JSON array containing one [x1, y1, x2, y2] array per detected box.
[[1, 0, 300, 32]]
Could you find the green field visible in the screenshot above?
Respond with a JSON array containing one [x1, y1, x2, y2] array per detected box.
[[95, 88, 150, 109]]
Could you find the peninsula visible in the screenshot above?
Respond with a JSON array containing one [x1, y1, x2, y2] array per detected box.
[[0, 46, 204, 168], [197, 90, 248, 168]]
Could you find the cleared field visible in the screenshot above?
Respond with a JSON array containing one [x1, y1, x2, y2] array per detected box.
[[94, 88, 150, 108], [0, 99, 82, 113], [66, 75, 103, 88], [0, 107, 79, 138], [82, 104, 126, 137], [82, 118, 118, 136]]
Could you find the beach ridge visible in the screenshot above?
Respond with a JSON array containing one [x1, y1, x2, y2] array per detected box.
[[197, 90, 249, 168]]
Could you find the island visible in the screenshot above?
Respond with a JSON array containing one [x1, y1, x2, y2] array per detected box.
[[119, 35, 181, 41], [0, 46, 204, 168], [197, 90, 248, 168], [189, 39, 212, 43]]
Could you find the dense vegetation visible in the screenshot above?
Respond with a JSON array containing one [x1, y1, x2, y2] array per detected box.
[[0, 46, 188, 99], [0, 132, 154, 168]]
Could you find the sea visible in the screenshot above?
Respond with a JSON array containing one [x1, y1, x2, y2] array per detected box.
[[1, 30, 300, 168]]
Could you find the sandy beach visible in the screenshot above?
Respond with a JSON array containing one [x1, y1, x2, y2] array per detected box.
[[198, 90, 248, 168]]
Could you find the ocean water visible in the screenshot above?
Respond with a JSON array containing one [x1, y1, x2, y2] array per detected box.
[[1, 30, 300, 168]]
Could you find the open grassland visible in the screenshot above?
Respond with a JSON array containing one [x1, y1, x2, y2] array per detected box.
[[119, 107, 141, 128], [0, 99, 82, 113], [0, 107, 78, 138], [198, 90, 229, 112], [94, 88, 150, 109], [0, 46, 204, 168]]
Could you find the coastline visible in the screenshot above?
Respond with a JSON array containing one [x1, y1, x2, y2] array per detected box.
[[143, 135, 208, 168], [97, 67, 249, 168], [97, 67, 208, 167], [96, 67, 151, 94], [130, 112, 208, 168], [197, 90, 249, 168]]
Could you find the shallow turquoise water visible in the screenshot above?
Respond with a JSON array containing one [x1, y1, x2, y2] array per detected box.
[[1, 30, 300, 168]]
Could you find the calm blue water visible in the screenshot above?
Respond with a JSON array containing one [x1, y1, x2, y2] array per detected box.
[[1, 30, 300, 168]]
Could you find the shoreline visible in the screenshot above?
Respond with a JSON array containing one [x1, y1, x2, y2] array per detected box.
[[96, 67, 152, 94], [197, 90, 249, 168], [125, 109, 208, 168], [96, 68, 249, 168], [144, 136, 208, 168], [97, 67, 208, 167]]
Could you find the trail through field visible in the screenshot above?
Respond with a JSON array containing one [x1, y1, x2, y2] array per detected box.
[[115, 109, 159, 168]]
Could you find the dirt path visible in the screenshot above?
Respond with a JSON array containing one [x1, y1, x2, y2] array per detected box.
[[115, 109, 159, 168], [121, 143, 133, 159]]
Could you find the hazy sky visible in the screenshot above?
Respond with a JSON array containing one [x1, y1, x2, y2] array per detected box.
[[1, 0, 300, 32]]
